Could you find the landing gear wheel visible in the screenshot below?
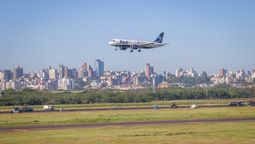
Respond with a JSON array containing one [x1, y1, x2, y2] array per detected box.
[[115, 48, 118, 51], [130, 50, 133, 53], [138, 49, 141, 52]]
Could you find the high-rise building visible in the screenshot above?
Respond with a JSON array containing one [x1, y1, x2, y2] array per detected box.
[[81, 63, 87, 70], [59, 65, 65, 78], [251, 70, 255, 80], [0, 71, 4, 81], [49, 68, 58, 80], [88, 65, 94, 79], [219, 68, 227, 77], [163, 71, 167, 81], [4, 70, 12, 81], [78, 63, 88, 78], [145, 63, 150, 79], [13, 66, 23, 81], [39, 68, 49, 80], [58, 78, 74, 91], [6, 80, 21, 90], [132, 73, 147, 86], [236, 70, 245, 80], [188, 67, 198, 77], [145, 63, 153, 80], [64, 66, 69, 78], [46, 79, 58, 91], [0, 70, 11, 81], [95, 59, 104, 78], [153, 74, 164, 87], [175, 68, 183, 77], [68, 68, 77, 79]]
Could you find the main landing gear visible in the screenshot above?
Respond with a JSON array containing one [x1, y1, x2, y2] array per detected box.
[[130, 49, 141, 53]]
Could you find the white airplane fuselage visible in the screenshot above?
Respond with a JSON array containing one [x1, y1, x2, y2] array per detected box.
[[109, 39, 165, 49], [108, 32, 167, 52]]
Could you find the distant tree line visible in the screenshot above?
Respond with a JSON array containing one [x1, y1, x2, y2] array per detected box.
[[0, 86, 254, 106]]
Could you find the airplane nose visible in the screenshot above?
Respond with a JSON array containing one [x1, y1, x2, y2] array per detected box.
[[108, 41, 114, 45]]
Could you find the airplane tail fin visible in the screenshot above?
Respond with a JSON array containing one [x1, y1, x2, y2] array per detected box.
[[154, 32, 164, 43]]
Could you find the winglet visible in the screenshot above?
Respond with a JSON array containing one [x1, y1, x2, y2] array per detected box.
[[154, 32, 164, 43]]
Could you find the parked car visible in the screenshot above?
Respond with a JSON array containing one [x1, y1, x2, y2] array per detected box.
[[11, 106, 33, 113], [169, 103, 178, 108], [153, 104, 158, 109], [190, 104, 198, 109], [43, 105, 54, 111], [11, 107, 22, 113], [229, 101, 244, 106], [248, 101, 255, 106]]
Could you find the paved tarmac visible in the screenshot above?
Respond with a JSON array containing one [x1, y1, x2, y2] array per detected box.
[[1, 117, 254, 132]]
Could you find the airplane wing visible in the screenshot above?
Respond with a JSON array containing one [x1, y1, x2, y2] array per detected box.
[[136, 42, 154, 47]]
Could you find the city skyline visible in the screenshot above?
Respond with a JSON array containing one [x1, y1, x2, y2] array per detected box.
[[1, 59, 255, 91], [0, 60, 254, 76], [1, 0, 255, 73]]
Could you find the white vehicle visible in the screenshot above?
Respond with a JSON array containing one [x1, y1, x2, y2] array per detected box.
[[108, 32, 167, 52], [190, 104, 198, 109], [43, 105, 54, 111]]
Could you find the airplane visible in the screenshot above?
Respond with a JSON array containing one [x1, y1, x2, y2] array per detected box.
[[108, 32, 167, 52]]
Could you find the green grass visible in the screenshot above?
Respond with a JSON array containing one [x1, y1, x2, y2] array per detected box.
[[1, 103, 255, 144], [1, 122, 255, 144], [0, 107, 255, 127], [1, 98, 254, 112]]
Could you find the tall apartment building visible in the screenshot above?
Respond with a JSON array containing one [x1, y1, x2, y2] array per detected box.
[[95, 59, 104, 78], [145, 63, 153, 80], [13, 66, 23, 81], [49, 68, 58, 80], [59, 65, 65, 78]]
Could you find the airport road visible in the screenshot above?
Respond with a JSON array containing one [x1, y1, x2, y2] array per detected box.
[[0, 104, 229, 114], [0, 118, 254, 132]]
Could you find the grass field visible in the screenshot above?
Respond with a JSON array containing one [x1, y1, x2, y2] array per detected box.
[[1, 102, 255, 144], [0, 107, 255, 127], [1, 122, 255, 144], [1, 98, 254, 112]]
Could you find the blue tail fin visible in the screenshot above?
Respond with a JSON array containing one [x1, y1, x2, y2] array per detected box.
[[154, 32, 164, 43]]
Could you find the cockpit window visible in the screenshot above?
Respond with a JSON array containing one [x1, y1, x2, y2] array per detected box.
[[111, 39, 115, 42]]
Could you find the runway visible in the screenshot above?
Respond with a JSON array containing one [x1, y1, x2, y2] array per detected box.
[[1, 117, 254, 132]]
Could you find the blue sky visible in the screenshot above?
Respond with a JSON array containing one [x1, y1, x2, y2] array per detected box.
[[0, 0, 254, 74]]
